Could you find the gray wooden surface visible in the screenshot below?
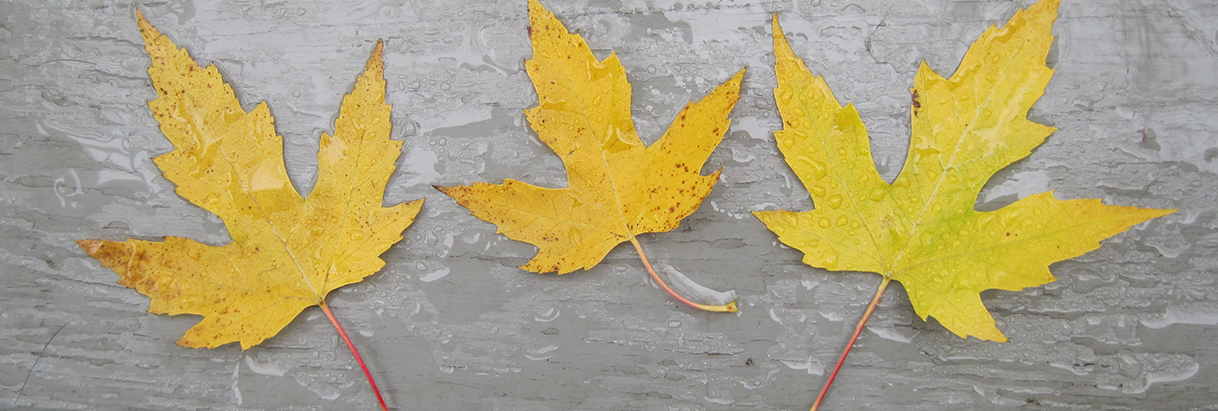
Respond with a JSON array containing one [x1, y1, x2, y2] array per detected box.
[[2, 0, 1215, 409]]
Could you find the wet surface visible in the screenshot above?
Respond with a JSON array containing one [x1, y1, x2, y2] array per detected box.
[[1, 0, 1215, 409]]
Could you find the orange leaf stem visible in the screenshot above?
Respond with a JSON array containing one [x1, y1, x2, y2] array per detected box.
[[811, 277, 891, 411], [629, 238, 738, 313], [319, 301, 389, 411]]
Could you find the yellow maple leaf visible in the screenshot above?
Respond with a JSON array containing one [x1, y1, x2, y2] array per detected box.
[[758, 1, 1174, 407], [437, 0, 743, 312], [77, 12, 422, 352], [759, 0, 1172, 341]]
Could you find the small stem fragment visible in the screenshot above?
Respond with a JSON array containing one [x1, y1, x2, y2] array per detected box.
[[811, 277, 891, 411], [320, 301, 389, 411], [629, 238, 738, 313]]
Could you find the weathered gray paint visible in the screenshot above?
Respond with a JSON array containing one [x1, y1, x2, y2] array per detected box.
[[2, 0, 1214, 409]]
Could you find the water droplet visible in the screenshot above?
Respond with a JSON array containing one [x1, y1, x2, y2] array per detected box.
[[827, 195, 844, 209], [836, 216, 848, 227], [871, 188, 886, 201], [824, 254, 838, 266], [802, 159, 826, 180], [777, 89, 794, 105]]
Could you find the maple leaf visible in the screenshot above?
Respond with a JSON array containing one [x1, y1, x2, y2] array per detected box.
[[437, 0, 743, 312], [756, 0, 1174, 408], [76, 12, 420, 410]]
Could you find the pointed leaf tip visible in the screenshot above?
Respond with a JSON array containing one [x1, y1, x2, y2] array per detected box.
[[76, 239, 101, 254], [729, 68, 746, 84], [135, 9, 159, 39], [362, 40, 385, 78]]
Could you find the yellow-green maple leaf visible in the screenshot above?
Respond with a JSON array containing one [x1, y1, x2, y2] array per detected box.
[[438, 0, 743, 285], [77, 12, 422, 349], [756, 0, 1173, 341]]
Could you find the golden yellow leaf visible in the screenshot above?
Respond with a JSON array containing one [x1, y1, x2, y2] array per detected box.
[[77, 12, 422, 350], [437, 0, 743, 311], [757, 0, 1174, 342]]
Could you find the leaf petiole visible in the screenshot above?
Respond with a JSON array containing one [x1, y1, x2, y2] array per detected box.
[[319, 301, 389, 411], [629, 238, 738, 313], [811, 277, 891, 411]]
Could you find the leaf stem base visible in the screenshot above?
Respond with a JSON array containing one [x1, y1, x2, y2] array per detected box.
[[629, 238, 737, 313], [811, 277, 891, 411], [320, 301, 389, 411]]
